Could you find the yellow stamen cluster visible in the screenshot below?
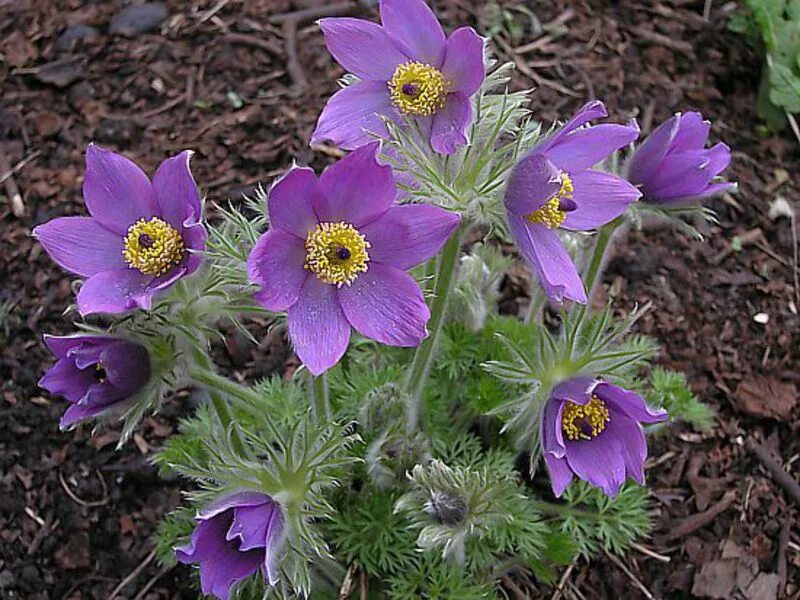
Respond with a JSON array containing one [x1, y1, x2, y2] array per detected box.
[[123, 217, 185, 277], [561, 395, 610, 441], [388, 61, 448, 116], [305, 222, 370, 286], [525, 173, 574, 229]]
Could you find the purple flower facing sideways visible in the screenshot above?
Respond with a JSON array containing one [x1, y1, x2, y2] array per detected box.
[[626, 111, 734, 204], [541, 378, 668, 498], [312, 0, 485, 154], [33, 145, 207, 315], [176, 491, 284, 600], [39, 334, 150, 429], [247, 142, 460, 375], [504, 101, 641, 304]]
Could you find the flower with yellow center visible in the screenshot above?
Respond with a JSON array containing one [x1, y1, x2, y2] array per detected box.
[[304, 222, 370, 286], [388, 61, 448, 116], [561, 395, 610, 441], [123, 217, 185, 277], [525, 173, 574, 229]]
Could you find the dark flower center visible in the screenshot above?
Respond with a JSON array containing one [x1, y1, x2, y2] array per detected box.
[[336, 246, 351, 260], [138, 233, 155, 248], [94, 364, 107, 382], [402, 82, 418, 97], [561, 396, 610, 441]]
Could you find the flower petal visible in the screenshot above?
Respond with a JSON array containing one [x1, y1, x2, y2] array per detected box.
[[504, 153, 562, 216], [43, 334, 102, 359], [319, 17, 409, 80], [83, 144, 156, 235], [33, 217, 126, 277], [546, 122, 639, 172], [317, 142, 396, 227], [181, 221, 208, 275], [248, 229, 308, 311], [562, 170, 640, 231], [643, 149, 727, 201], [152, 150, 202, 228], [626, 115, 679, 184], [267, 167, 321, 239], [338, 263, 429, 346], [606, 414, 648, 485], [441, 27, 485, 95], [60, 402, 113, 429], [565, 430, 627, 498], [594, 382, 668, 424], [263, 505, 285, 586], [671, 111, 710, 153], [544, 453, 574, 497], [311, 80, 398, 151], [535, 100, 608, 154], [227, 502, 277, 551], [198, 492, 271, 521], [508, 216, 586, 304], [363, 204, 460, 270], [430, 92, 471, 155], [76, 268, 154, 315], [288, 276, 351, 375], [39, 359, 95, 403], [380, 0, 446, 65], [101, 341, 150, 398]]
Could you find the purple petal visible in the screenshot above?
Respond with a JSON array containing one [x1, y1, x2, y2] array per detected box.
[[594, 382, 668, 424], [504, 154, 562, 217], [544, 452, 574, 497], [198, 492, 272, 521], [317, 142, 396, 227], [33, 217, 126, 277], [430, 92, 471, 155], [288, 276, 351, 375], [227, 503, 277, 551], [551, 378, 595, 404], [337, 263, 429, 346], [181, 221, 208, 275], [546, 122, 639, 173], [247, 229, 308, 311], [362, 204, 460, 270], [441, 27, 485, 95], [643, 149, 726, 201], [626, 115, 680, 184], [100, 341, 150, 397], [311, 80, 398, 151], [152, 150, 202, 228], [671, 111, 710, 153], [508, 216, 586, 304], [705, 142, 732, 175], [564, 428, 627, 498], [83, 144, 156, 235], [540, 396, 567, 458], [263, 505, 285, 586], [562, 170, 640, 231], [536, 100, 608, 155], [39, 359, 95, 403], [43, 334, 105, 359], [319, 17, 409, 80], [77, 268, 154, 315], [606, 413, 648, 485], [60, 402, 112, 428], [267, 167, 321, 239], [380, 0, 446, 66]]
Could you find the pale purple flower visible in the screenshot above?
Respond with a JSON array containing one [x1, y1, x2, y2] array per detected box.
[[312, 0, 485, 155], [39, 334, 150, 429], [33, 145, 207, 315], [626, 111, 734, 204], [176, 491, 284, 600], [541, 378, 668, 498], [247, 142, 460, 375], [504, 101, 641, 304]]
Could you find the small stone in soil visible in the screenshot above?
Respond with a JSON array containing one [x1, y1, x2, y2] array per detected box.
[[109, 3, 168, 36]]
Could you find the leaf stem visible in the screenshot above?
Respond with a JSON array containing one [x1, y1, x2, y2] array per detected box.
[[582, 217, 623, 299]]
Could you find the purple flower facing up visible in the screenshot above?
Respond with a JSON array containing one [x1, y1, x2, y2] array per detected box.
[[176, 491, 284, 600], [39, 334, 151, 429], [626, 111, 734, 204], [312, 0, 485, 155], [247, 142, 460, 375], [33, 145, 207, 315], [541, 378, 668, 498], [504, 101, 641, 304]]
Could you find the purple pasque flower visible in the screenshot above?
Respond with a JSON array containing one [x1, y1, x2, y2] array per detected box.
[[626, 111, 734, 204], [33, 144, 207, 315], [247, 142, 460, 375], [541, 378, 668, 498], [504, 101, 641, 304], [176, 491, 284, 600], [39, 334, 151, 429], [312, 0, 485, 155]]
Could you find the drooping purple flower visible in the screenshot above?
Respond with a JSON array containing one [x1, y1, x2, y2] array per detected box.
[[33, 145, 207, 315], [247, 142, 460, 375], [504, 101, 641, 304], [541, 378, 668, 498], [39, 334, 151, 429], [176, 491, 284, 600], [626, 111, 734, 204], [312, 0, 485, 155]]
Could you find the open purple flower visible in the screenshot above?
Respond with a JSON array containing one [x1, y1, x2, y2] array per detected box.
[[626, 111, 734, 204], [541, 378, 668, 498], [312, 0, 485, 155], [247, 142, 460, 375], [176, 491, 284, 600], [504, 101, 641, 304], [33, 145, 207, 315], [39, 334, 151, 429]]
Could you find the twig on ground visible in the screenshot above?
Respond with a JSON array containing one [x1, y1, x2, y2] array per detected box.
[[222, 32, 284, 58], [198, 0, 231, 24], [703, 0, 713, 21], [746, 438, 800, 507], [0, 147, 39, 218], [337, 562, 358, 600], [282, 18, 309, 94], [663, 489, 737, 541], [108, 550, 156, 599], [631, 542, 671, 563], [493, 34, 581, 98], [59, 470, 110, 508], [628, 25, 694, 55], [550, 561, 575, 600], [604, 551, 654, 600], [777, 520, 790, 598], [500, 574, 529, 600], [268, 0, 362, 25], [133, 563, 172, 600]]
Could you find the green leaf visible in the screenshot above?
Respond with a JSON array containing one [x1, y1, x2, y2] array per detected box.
[[768, 60, 800, 112]]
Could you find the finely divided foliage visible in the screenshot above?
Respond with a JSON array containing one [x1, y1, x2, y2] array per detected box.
[[34, 0, 733, 597]]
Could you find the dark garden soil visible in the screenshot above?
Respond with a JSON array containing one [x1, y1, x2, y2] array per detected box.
[[1, 0, 798, 598]]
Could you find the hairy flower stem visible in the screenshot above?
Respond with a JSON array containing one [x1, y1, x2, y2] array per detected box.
[[405, 224, 464, 432], [310, 372, 331, 423], [582, 217, 623, 299]]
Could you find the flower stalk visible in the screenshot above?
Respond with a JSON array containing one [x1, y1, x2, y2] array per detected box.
[[582, 216, 623, 300], [310, 372, 331, 423]]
